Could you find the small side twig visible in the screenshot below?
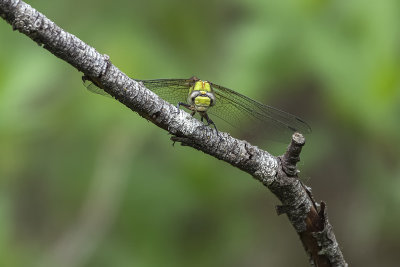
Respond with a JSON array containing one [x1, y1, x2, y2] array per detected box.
[[274, 133, 347, 267], [281, 132, 306, 176]]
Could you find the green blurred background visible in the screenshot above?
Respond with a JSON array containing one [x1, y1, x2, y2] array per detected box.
[[1, 0, 399, 266]]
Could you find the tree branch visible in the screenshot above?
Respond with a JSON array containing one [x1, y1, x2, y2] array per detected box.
[[0, 0, 347, 266]]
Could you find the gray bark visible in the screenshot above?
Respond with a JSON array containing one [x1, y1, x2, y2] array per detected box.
[[0, 0, 347, 266]]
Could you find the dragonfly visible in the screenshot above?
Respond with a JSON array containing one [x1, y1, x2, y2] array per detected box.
[[82, 75, 311, 140]]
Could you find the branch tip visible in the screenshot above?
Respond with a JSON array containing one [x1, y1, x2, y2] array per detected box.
[[292, 132, 306, 146], [280, 132, 306, 176]]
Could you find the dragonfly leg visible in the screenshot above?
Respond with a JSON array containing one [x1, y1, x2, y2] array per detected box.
[[175, 102, 191, 114], [202, 113, 219, 135]]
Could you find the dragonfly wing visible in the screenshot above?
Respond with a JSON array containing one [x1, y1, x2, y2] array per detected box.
[[82, 76, 112, 97], [209, 83, 311, 138], [138, 79, 192, 106], [83, 77, 192, 102]]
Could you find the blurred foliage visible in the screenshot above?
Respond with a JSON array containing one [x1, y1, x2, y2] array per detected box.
[[1, 0, 400, 266]]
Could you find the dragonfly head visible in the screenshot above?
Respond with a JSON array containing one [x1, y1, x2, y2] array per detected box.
[[188, 81, 216, 112]]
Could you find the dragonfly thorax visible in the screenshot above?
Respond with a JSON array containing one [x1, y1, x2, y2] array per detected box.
[[187, 81, 216, 112]]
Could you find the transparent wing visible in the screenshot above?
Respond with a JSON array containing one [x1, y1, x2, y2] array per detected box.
[[82, 76, 111, 97], [138, 79, 192, 105], [82, 76, 192, 101], [209, 82, 311, 138]]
